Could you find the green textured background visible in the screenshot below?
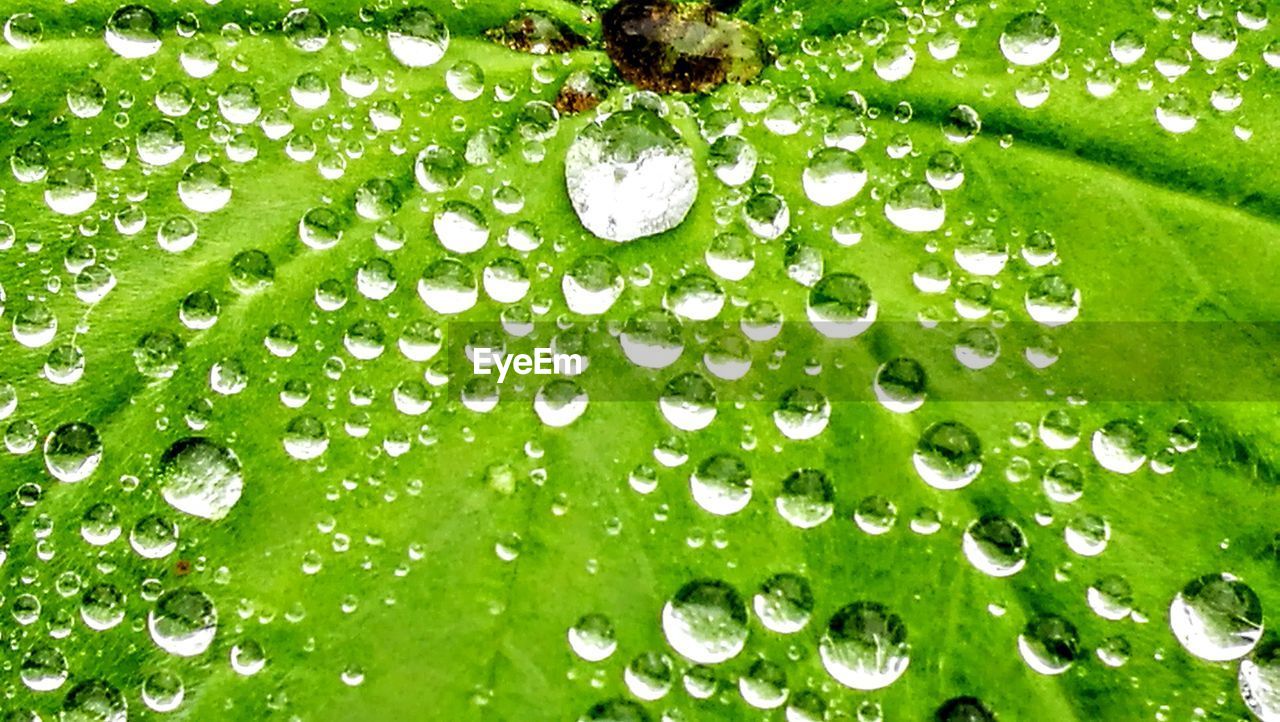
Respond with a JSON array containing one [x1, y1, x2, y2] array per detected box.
[[1, 0, 1279, 719]]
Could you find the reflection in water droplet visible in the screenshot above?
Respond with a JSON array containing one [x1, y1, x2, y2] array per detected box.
[[1092, 419, 1148, 474], [739, 659, 789, 709], [569, 613, 617, 662], [808, 273, 877, 339], [884, 182, 944, 232], [158, 437, 243, 520], [1170, 573, 1263, 662], [43, 422, 102, 483], [105, 5, 161, 59], [913, 421, 982, 490], [565, 108, 697, 242], [387, 6, 450, 68], [61, 679, 127, 722], [579, 698, 651, 722], [773, 387, 830, 440], [1000, 12, 1061, 66], [1018, 614, 1079, 675], [1240, 640, 1280, 721], [936, 696, 997, 722], [690, 454, 752, 516], [819, 602, 910, 690], [753, 573, 813, 634], [21, 644, 67, 691], [623, 651, 673, 701], [661, 579, 748, 664], [803, 148, 867, 206], [962, 515, 1028, 577], [149, 588, 217, 657], [776, 469, 834, 529], [142, 670, 185, 712]]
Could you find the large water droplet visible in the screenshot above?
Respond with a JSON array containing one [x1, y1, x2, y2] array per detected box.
[[690, 454, 752, 515], [1018, 614, 1079, 675], [43, 422, 102, 483], [999, 12, 1061, 66], [564, 108, 697, 242], [1240, 640, 1280, 721], [105, 5, 160, 59], [962, 515, 1028, 577], [61, 679, 127, 722], [661, 579, 749, 664], [819, 602, 910, 690], [148, 588, 217, 657], [808, 273, 876, 339], [157, 437, 243, 521], [913, 421, 982, 490], [802, 148, 867, 206], [753, 574, 813, 634], [1170, 573, 1263, 662], [387, 6, 449, 67]]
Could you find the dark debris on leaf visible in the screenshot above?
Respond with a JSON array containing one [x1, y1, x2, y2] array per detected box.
[[486, 11, 589, 54], [602, 0, 766, 93], [555, 68, 617, 114]]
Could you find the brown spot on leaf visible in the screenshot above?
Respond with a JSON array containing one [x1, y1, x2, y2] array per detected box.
[[486, 11, 589, 55], [602, 0, 766, 93], [555, 69, 615, 114], [173, 559, 192, 576]]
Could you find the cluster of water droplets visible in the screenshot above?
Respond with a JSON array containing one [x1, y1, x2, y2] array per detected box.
[[0, 0, 1269, 719]]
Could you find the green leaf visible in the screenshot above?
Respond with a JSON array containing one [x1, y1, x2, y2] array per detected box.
[[0, 1, 1278, 721]]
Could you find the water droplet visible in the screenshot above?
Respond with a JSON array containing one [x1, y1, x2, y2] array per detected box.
[[387, 6, 449, 67], [61, 679, 127, 722], [808, 273, 876, 339], [1092, 419, 1147, 474], [1018, 614, 1079, 674], [565, 108, 697, 242], [776, 469, 834, 528], [913, 421, 982, 490], [21, 644, 67, 691], [1240, 640, 1280, 721], [962, 515, 1028, 577], [1000, 12, 1061, 66], [819, 602, 910, 690], [1088, 575, 1134, 620], [105, 5, 160, 58], [936, 697, 997, 722], [690, 454, 752, 515], [157, 437, 243, 521], [580, 699, 651, 722], [773, 387, 830, 440], [753, 573, 813, 634], [149, 588, 217, 657], [1170, 573, 1263, 661], [624, 651, 673, 700], [142, 670, 185, 712], [884, 182, 944, 232], [661, 579, 749, 664], [569, 613, 617, 662], [739, 659, 789, 709], [43, 422, 102, 483], [802, 148, 867, 206], [283, 7, 329, 52]]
